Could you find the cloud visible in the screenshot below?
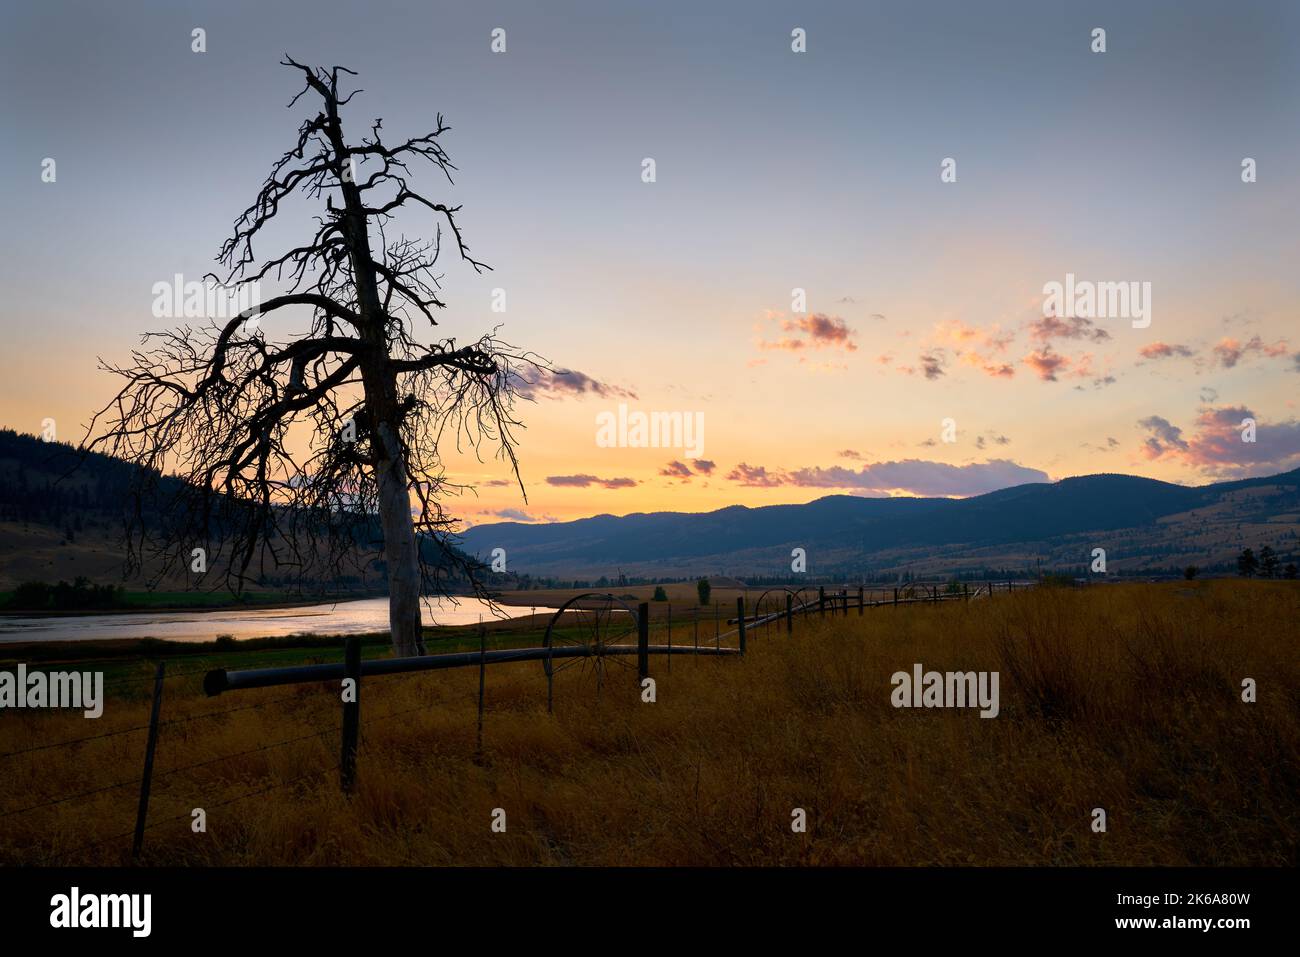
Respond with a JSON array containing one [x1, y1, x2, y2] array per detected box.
[[726, 462, 785, 487], [1082, 436, 1121, 453], [962, 356, 1016, 378], [1137, 415, 1190, 459], [1212, 339, 1244, 368], [838, 449, 863, 460], [1022, 347, 1070, 381], [659, 460, 693, 479], [758, 312, 858, 353], [693, 459, 716, 475], [932, 319, 1014, 352], [919, 350, 947, 380], [922, 321, 1016, 379], [546, 474, 638, 489], [1212, 336, 1290, 369], [1139, 342, 1195, 360], [492, 508, 532, 521], [1028, 315, 1111, 343], [1179, 406, 1300, 474], [726, 458, 1049, 497], [1073, 374, 1117, 391], [511, 368, 637, 401]]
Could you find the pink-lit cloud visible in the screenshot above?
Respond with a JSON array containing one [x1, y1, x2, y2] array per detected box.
[[1211, 336, 1290, 369], [758, 312, 858, 353], [1022, 347, 1070, 381], [512, 368, 637, 401], [546, 474, 638, 489], [1139, 342, 1195, 360], [725, 458, 1049, 497], [1138, 406, 1300, 475]]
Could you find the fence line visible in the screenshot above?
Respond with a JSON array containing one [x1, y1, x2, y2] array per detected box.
[[5, 579, 1029, 861]]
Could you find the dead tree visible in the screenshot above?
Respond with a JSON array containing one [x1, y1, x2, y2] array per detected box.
[[85, 59, 541, 656]]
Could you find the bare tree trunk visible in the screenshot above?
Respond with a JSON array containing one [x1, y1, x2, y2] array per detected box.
[[323, 92, 427, 656], [374, 421, 424, 656]]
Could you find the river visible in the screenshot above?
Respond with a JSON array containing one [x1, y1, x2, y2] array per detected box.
[[0, 596, 555, 644]]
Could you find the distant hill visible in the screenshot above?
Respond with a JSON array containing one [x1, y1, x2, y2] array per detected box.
[[7, 427, 1296, 584], [0, 429, 478, 592], [458, 469, 1300, 579]]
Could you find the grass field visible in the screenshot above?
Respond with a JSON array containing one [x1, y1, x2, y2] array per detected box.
[[1, 581, 1295, 866]]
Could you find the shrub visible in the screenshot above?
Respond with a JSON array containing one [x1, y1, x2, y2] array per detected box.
[[696, 578, 711, 606]]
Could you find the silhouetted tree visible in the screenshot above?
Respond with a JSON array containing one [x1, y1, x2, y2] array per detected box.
[[1259, 545, 1279, 579], [1284, 562, 1298, 580], [1236, 547, 1259, 578], [1183, 565, 1198, 581], [696, 577, 711, 606], [85, 60, 543, 655]]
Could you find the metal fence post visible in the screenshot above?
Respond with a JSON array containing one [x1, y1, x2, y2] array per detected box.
[[737, 596, 746, 655], [667, 603, 672, 673], [786, 592, 793, 634], [132, 661, 165, 859], [476, 622, 486, 756], [637, 602, 649, 681], [340, 637, 360, 794]]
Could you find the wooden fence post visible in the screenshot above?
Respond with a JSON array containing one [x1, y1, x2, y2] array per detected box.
[[818, 586, 825, 618], [666, 604, 672, 673], [737, 596, 747, 655], [786, 592, 793, 634], [340, 637, 360, 794], [132, 660, 165, 859], [858, 586, 864, 616], [637, 602, 650, 681], [893, 587, 899, 606]]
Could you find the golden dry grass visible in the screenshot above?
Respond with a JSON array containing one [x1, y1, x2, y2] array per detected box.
[[1, 581, 1295, 866]]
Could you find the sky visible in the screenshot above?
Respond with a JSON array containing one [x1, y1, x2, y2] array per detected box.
[[1, 0, 1298, 528]]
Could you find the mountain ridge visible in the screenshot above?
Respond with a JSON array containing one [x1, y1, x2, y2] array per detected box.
[[459, 468, 1300, 578]]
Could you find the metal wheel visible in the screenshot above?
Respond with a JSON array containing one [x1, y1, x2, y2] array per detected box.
[[542, 593, 638, 710], [754, 587, 796, 633]]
